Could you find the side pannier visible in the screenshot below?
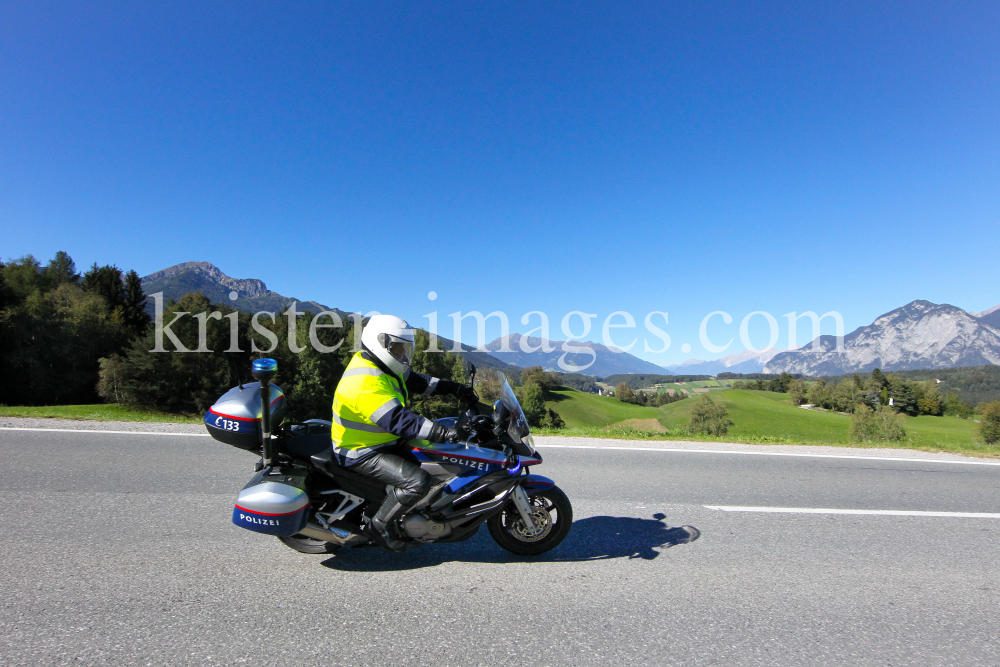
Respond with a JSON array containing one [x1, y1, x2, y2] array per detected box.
[[204, 384, 287, 451], [232, 467, 309, 536]]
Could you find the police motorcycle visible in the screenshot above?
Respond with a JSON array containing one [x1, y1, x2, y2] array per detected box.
[[206, 358, 572, 556]]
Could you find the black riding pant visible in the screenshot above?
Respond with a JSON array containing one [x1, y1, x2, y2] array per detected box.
[[350, 448, 431, 506]]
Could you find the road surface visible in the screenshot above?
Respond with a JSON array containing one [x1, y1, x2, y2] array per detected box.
[[0, 427, 997, 666]]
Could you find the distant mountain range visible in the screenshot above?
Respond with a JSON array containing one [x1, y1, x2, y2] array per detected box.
[[764, 300, 1000, 375], [666, 348, 782, 376], [975, 305, 1000, 330], [483, 334, 670, 376]]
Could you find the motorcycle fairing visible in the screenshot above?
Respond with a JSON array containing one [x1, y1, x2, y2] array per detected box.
[[430, 471, 521, 522]]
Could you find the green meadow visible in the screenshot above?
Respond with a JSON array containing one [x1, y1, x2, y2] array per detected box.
[[541, 388, 995, 457]]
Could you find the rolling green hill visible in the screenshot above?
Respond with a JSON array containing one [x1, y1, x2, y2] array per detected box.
[[544, 390, 673, 427], [542, 388, 990, 455]]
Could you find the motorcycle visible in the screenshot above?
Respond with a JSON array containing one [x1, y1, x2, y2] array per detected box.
[[205, 358, 572, 556]]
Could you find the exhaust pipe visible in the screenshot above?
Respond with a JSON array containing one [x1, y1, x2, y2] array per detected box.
[[299, 523, 368, 546]]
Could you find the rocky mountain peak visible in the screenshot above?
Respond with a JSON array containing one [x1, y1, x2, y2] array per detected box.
[[765, 299, 1000, 375], [141, 262, 270, 298]]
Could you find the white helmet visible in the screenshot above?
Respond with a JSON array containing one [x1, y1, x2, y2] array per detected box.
[[361, 314, 416, 377]]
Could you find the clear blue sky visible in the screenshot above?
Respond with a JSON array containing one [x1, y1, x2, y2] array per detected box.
[[2, 1, 997, 365]]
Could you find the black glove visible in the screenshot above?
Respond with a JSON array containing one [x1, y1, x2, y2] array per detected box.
[[428, 422, 468, 444], [455, 385, 478, 406]]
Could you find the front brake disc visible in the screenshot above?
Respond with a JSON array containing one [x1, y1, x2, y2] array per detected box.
[[510, 506, 553, 543]]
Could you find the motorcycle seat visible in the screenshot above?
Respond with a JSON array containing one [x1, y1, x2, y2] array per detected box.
[[310, 449, 387, 501], [283, 432, 333, 460], [310, 447, 336, 468]]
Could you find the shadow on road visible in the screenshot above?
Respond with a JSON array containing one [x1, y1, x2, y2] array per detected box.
[[560, 513, 700, 561], [319, 513, 700, 572]]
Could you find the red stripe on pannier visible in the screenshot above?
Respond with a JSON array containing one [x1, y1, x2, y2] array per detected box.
[[209, 408, 259, 422], [234, 504, 306, 517]]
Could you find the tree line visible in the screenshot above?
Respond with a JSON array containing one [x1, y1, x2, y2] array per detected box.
[[796, 368, 972, 417], [0, 252, 150, 405], [603, 373, 713, 389], [821, 365, 1000, 408], [730, 373, 797, 394], [614, 382, 689, 407], [546, 371, 599, 394], [730, 368, 977, 418]]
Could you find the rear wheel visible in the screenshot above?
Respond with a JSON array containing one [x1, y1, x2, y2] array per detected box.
[[488, 486, 572, 556], [277, 534, 340, 554]]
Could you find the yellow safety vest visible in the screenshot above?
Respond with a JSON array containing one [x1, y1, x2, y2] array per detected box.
[[331, 352, 409, 459]]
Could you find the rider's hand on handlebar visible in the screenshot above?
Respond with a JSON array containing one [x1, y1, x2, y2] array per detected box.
[[429, 422, 469, 444], [468, 415, 492, 437]]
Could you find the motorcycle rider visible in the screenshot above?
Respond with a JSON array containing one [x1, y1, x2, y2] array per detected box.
[[332, 314, 476, 551]]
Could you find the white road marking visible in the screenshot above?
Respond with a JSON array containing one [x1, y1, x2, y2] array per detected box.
[[538, 443, 1000, 466], [0, 429, 997, 469], [0, 427, 209, 437], [705, 505, 1000, 518]]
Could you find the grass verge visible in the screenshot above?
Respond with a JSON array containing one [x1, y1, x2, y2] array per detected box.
[[0, 404, 202, 424]]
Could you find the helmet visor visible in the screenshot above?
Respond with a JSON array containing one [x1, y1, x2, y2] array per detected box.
[[387, 340, 414, 366]]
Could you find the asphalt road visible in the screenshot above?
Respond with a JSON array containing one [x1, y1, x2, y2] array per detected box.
[[1, 428, 999, 666]]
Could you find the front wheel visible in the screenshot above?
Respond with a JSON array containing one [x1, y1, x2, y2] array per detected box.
[[278, 534, 340, 554], [488, 485, 572, 556]]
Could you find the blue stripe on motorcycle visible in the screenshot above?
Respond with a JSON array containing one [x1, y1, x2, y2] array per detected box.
[[446, 473, 482, 493]]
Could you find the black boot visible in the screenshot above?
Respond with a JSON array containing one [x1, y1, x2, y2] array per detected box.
[[365, 493, 408, 552]]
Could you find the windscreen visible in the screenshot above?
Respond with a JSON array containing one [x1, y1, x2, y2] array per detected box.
[[499, 377, 535, 453]]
